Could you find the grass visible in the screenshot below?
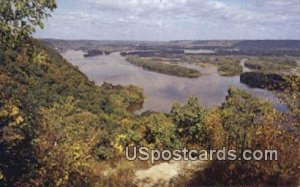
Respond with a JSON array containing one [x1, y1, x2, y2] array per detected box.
[[244, 56, 299, 74], [217, 61, 243, 76]]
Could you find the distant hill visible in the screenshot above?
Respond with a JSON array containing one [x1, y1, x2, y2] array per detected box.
[[42, 39, 300, 56], [43, 39, 300, 49], [233, 40, 300, 49]]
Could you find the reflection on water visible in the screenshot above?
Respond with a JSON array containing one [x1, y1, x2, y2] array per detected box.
[[62, 50, 281, 113]]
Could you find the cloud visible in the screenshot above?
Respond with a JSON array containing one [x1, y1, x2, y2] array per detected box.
[[35, 0, 300, 40]]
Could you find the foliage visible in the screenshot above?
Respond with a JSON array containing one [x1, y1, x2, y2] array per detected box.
[[0, 99, 33, 185], [101, 82, 144, 115], [34, 98, 103, 186], [182, 55, 243, 76], [220, 87, 274, 150], [279, 74, 300, 127], [189, 119, 300, 186], [0, 0, 56, 50], [240, 72, 285, 91], [135, 113, 181, 149], [2, 40, 300, 186], [217, 61, 243, 76], [244, 56, 298, 74], [126, 56, 201, 78], [0, 39, 145, 185], [203, 108, 225, 149], [170, 97, 207, 146], [187, 88, 300, 186], [108, 113, 181, 157]]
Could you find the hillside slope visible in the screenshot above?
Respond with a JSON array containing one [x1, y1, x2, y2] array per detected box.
[[0, 40, 144, 186]]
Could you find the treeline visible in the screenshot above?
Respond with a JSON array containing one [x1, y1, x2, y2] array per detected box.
[[244, 56, 298, 74], [83, 50, 110, 58], [121, 49, 185, 57], [233, 40, 300, 50], [215, 49, 300, 57], [240, 72, 285, 90]]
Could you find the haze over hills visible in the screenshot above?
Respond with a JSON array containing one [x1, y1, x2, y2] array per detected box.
[[42, 39, 300, 56], [42, 39, 300, 48]]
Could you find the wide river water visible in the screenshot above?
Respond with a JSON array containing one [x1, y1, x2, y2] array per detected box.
[[62, 50, 281, 113]]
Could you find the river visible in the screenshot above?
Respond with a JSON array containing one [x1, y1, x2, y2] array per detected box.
[[62, 50, 281, 113]]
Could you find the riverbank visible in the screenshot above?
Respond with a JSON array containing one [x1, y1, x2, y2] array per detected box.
[[240, 72, 285, 90], [61, 49, 281, 113]]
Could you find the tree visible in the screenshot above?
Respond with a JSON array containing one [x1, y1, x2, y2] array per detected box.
[[170, 97, 207, 146], [0, 0, 56, 49], [220, 87, 274, 150], [0, 99, 32, 186], [35, 97, 103, 186], [279, 74, 300, 127]]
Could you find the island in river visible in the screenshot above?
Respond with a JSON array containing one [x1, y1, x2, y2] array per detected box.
[[43, 39, 299, 113], [61, 49, 286, 113]]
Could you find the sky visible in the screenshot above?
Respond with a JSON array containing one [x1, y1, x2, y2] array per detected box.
[[35, 0, 300, 41]]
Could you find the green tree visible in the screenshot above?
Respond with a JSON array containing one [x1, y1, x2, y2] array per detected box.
[[170, 97, 207, 145], [0, 99, 32, 185], [139, 113, 180, 149], [186, 88, 299, 186], [220, 87, 274, 150], [0, 0, 56, 49], [35, 97, 104, 186], [279, 74, 300, 127]]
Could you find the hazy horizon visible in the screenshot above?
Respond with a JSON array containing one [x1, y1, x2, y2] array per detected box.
[[39, 38, 300, 42], [35, 0, 300, 41]]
